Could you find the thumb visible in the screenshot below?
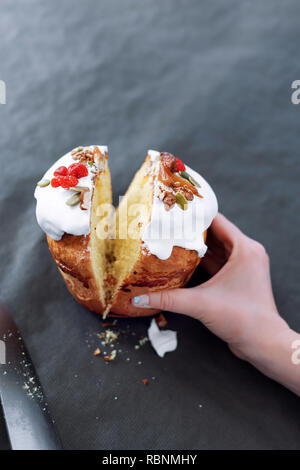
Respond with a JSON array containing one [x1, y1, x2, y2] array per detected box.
[[132, 287, 208, 317]]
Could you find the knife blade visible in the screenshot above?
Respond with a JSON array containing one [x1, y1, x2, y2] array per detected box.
[[0, 303, 62, 450]]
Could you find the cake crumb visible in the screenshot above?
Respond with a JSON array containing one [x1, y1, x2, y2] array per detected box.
[[104, 349, 117, 362], [156, 313, 168, 328]]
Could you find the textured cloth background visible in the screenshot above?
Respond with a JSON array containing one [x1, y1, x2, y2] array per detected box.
[[0, 0, 300, 449]]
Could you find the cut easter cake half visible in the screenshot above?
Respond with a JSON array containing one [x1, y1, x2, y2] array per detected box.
[[35, 145, 112, 314], [106, 150, 218, 316], [34, 147, 218, 317]]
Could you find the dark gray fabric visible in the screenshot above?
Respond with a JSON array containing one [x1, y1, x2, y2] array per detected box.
[[0, 0, 300, 450]]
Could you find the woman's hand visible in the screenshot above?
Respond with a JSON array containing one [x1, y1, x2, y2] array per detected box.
[[132, 213, 300, 395]]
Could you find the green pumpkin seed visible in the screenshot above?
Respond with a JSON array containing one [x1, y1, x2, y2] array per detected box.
[[188, 175, 201, 187], [175, 192, 188, 210], [179, 170, 189, 180], [69, 186, 89, 192], [66, 193, 81, 206], [37, 179, 50, 187], [179, 170, 201, 188]]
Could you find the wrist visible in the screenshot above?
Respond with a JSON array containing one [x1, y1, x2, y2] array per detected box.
[[245, 323, 292, 366], [241, 315, 290, 364], [239, 320, 300, 396]]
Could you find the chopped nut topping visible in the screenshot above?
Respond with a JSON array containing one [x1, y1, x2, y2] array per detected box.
[[162, 191, 176, 211], [71, 147, 84, 155], [178, 185, 194, 201], [93, 348, 101, 356], [80, 189, 91, 210], [72, 146, 103, 166], [160, 152, 178, 172], [72, 149, 94, 162], [158, 162, 201, 197]]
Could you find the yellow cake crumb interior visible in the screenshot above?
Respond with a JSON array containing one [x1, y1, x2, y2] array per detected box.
[[90, 159, 153, 308], [90, 159, 112, 305]]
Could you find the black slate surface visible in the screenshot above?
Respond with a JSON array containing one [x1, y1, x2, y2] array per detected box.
[[0, 0, 300, 450]]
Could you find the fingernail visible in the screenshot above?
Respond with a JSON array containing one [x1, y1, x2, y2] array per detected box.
[[132, 295, 150, 308]]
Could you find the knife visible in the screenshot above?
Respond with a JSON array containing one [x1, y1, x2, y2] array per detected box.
[[0, 303, 62, 450]]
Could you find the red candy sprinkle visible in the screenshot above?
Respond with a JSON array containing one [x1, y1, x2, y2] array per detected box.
[[54, 166, 68, 176], [60, 175, 79, 188], [68, 163, 88, 179], [51, 175, 78, 189], [51, 177, 61, 188], [175, 158, 186, 172], [51, 162, 87, 189]]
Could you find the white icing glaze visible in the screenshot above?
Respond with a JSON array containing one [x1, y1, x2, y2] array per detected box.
[[142, 150, 218, 260], [148, 149, 161, 162], [35, 146, 217, 259], [34, 146, 107, 240]]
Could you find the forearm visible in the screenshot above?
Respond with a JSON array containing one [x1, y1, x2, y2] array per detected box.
[[245, 326, 300, 396]]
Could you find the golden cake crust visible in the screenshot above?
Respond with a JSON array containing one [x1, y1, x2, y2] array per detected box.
[[47, 234, 105, 314], [109, 234, 206, 317], [47, 232, 206, 317]]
